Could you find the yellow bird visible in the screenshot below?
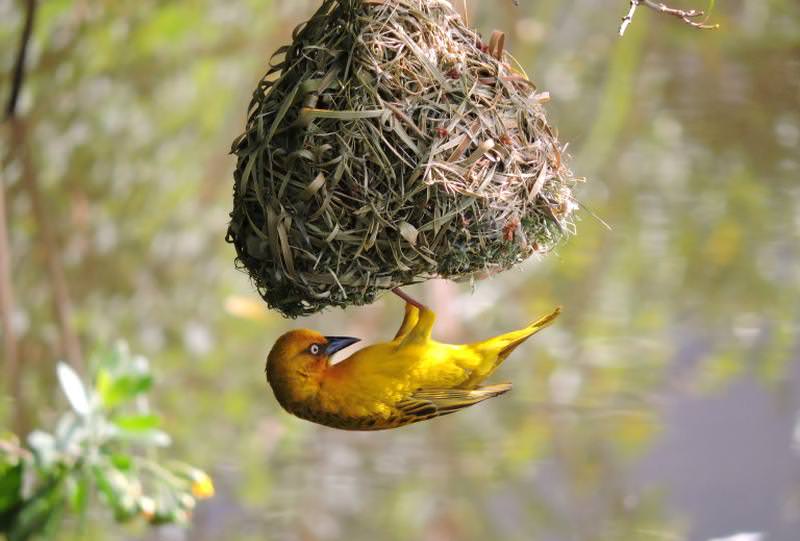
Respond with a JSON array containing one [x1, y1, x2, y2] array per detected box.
[[266, 296, 560, 430]]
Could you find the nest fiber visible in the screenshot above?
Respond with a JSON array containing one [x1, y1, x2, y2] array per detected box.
[[227, 0, 578, 317]]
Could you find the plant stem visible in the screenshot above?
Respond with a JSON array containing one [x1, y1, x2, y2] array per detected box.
[[13, 116, 84, 372], [0, 151, 21, 432], [5, 0, 37, 118], [619, 0, 719, 36], [3, 0, 39, 434]]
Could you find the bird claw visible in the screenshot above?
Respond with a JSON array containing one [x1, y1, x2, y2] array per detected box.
[[391, 287, 427, 311]]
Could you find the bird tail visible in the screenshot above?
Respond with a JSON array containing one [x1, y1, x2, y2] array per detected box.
[[481, 306, 561, 362]]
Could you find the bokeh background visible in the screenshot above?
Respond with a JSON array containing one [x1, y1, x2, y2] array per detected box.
[[1, 0, 799, 539]]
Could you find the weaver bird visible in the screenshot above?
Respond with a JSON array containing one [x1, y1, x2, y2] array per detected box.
[[266, 296, 560, 430]]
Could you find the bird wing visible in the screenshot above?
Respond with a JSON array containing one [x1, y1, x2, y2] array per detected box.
[[392, 383, 512, 424]]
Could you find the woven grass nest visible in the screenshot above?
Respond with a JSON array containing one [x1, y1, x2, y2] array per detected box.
[[227, 0, 579, 318]]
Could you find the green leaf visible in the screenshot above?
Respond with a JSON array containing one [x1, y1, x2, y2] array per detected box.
[[26, 431, 57, 467], [113, 414, 161, 433], [95, 369, 113, 401], [56, 363, 90, 416], [109, 454, 133, 471], [98, 375, 153, 408], [91, 466, 118, 509], [115, 429, 171, 448], [7, 476, 65, 541], [53, 416, 85, 453], [92, 466, 137, 523], [65, 475, 88, 515], [0, 464, 22, 513]]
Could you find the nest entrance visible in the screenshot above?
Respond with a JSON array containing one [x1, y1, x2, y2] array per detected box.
[[227, 0, 578, 317]]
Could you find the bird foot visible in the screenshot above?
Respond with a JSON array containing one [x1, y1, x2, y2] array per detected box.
[[391, 287, 426, 311]]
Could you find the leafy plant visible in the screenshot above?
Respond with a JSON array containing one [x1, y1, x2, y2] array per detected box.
[[0, 343, 214, 540]]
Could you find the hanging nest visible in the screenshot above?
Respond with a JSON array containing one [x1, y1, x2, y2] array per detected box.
[[227, 0, 579, 318]]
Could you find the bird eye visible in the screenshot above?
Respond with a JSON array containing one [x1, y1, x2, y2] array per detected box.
[[309, 344, 321, 355]]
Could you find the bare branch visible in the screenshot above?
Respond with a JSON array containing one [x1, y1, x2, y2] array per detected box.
[[619, 0, 640, 36], [0, 147, 22, 433], [12, 118, 84, 373], [620, 0, 719, 36], [4, 0, 83, 380], [3, 0, 38, 434], [5, 0, 37, 120]]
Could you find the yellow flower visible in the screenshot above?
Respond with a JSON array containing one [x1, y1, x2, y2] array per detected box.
[[190, 471, 214, 499]]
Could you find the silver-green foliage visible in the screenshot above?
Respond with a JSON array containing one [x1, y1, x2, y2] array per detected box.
[[0, 344, 213, 541]]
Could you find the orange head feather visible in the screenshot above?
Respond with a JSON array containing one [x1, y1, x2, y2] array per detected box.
[[266, 330, 359, 411]]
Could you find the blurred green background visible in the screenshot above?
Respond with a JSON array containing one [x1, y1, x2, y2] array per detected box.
[[1, 0, 799, 539]]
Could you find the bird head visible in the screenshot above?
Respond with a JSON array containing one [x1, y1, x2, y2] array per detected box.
[[266, 330, 360, 407]]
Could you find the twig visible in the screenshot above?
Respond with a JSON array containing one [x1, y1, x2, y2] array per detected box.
[[619, 1, 640, 36], [3, 0, 38, 435], [5, 0, 37, 119], [619, 0, 719, 37], [13, 118, 84, 372], [0, 154, 21, 431], [4, 0, 83, 374]]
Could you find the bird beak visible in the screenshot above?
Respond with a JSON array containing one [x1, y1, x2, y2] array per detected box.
[[324, 336, 360, 356]]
